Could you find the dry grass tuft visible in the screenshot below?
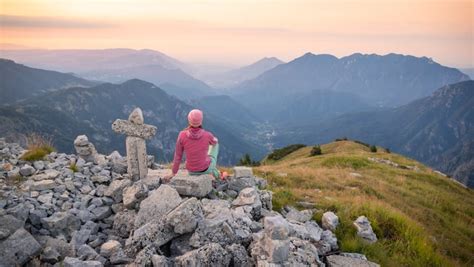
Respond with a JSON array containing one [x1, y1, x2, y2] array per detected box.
[[20, 133, 55, 161]]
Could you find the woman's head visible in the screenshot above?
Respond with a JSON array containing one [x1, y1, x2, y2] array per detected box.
[[187, 109, 203, 128]]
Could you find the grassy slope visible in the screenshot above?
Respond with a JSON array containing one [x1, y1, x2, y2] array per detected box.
[[254, 141, 473, 266]]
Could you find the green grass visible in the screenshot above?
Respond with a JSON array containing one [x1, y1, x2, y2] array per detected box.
[[255, 140, 473, 266], [69, 163, 79, 173]]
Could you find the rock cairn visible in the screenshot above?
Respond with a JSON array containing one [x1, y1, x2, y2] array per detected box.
[[0, 137, 379, 266], [112, 108, 157, 181]]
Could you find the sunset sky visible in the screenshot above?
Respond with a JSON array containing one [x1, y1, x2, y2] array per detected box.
[[1, 0, 472, 67]]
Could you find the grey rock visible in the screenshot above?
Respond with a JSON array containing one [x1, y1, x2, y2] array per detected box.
[[122, 181, 148, 209], [135, 185, 182, 227], [0, 228, 42, 266], [170, 234, 193, 256], [38, 192, 53, 205], [322, 211, 339, 231], [354, 216, 378, 243], [109, 248, 132, 265], [264, 216, 290, 240], [41, 211, 81, 238], [174, 243, 231, 267], [32, 169, 60, 181], [126, 221, 177, 257], [327, 255, 380, 267], [91, 206, 111, 221], [287, 239, 321, 266], [228, 177, 256, 192], [41, 246, 61, 264], [111, 118, 156, 140], [113, 210, 136, 238], [7, 203, 29, 222], [91, 175, 110, 184], [227, 243, 253, 267], [284, 206, 313, 223], [74, 135, 98, 163], [63, 257, 103, 267], [104, 179, 131, 202], [30, 179, 56, 191], [33, 161, 45, 170], [166, 197, 203, 235], [151, 255, 172, 267], [100, 240, 121, 257], [77, 244, 100, 261], [320, 230, 338, 253], [0, 214, 24, 240], [19, 165, 35, 176], [169, 174, 213, 198], [71, 229, 92, 250], [233, 166, 253, 178]]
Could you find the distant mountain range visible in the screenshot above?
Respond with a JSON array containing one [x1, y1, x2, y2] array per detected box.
[[0, 79, 267, 164], [232, 53, 469, 124], [0, 58, 95, 103], [273, 81, 474, 187], [201, 57, 284, 89], [0, 48, 186, 73], [0, 49, 219, 101]]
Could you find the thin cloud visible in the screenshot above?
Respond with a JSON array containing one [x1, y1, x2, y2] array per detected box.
[[0, 15, 115, 29]]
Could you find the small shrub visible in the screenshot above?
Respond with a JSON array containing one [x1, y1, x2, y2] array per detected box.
[[335, 137, 348, 142], [238, 153, 260, 166], [385, 148, 391, 153], [69, 163, 79, 173], [267, 144, 306, 161], [20, 134, 55, 161], [370, 145, 377, 153], [310, 145, 322, 156]]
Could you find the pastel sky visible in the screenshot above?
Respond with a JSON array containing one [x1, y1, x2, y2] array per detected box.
[[1, 0, 473, 67]]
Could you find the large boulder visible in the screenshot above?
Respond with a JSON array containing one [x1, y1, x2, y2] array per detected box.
[[166, 197, 203, 235], [174, 243, 231, 267], [169, 174, 213, 198], [0, 228, 42, 266], [134, 185, 182, 227], [353, 216, 378, 243]]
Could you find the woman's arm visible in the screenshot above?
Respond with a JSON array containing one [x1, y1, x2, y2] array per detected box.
[[165, 133, 184, 182]]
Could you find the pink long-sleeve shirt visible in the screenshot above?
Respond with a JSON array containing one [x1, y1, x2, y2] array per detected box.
[[171, 127, 218, 174]]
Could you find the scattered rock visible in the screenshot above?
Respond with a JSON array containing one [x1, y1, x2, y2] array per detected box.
[[354, 216, 378, 243], [19, 164, 35, 176], [322, 211, 339, 231]]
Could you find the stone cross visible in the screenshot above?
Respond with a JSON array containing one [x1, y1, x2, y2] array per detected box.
[[112, 108, 157, 181]]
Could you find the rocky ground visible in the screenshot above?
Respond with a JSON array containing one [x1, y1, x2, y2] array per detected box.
[[0, 137, 379, 266]]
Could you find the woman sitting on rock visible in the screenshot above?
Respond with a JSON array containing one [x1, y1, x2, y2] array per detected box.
[[163, 109, 227, 183]]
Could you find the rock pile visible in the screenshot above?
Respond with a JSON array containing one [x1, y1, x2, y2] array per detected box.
[[0, 137, 380, 266]]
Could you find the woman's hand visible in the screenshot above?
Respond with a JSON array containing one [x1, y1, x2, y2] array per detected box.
[[162, 173, 175, 183]]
